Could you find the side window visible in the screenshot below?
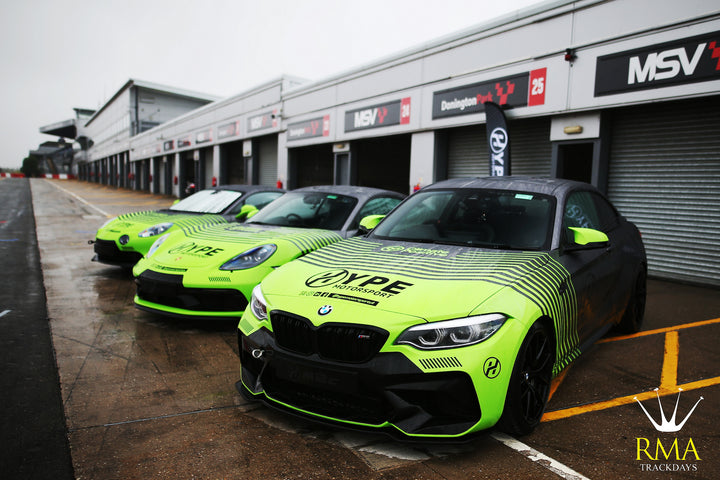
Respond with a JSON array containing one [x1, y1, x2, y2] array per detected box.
[[227, 191, 283, 214], [350, 196, 402, 230], [591, 193, 619, 231], [563, 191, 602, 242]]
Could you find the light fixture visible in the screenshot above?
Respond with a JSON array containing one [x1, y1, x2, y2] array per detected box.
[[563, 125, 583, 134]]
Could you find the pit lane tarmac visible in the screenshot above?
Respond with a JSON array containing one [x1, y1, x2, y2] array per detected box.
[[24, 179, 720, 479]]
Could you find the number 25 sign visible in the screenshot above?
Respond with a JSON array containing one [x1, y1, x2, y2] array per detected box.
[[528, 68, 547, 106]]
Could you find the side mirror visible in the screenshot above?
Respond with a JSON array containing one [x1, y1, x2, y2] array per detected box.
[[565, 227, 609, 251], [358, 214, 385, 234], [235, 204, 259, 222]]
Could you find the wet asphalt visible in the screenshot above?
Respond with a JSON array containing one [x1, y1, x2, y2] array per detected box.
[[2, 177, 719, 480], [0, 178, 73, 479]]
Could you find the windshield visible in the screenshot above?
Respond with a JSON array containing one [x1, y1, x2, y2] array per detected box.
[[169, 189, 243, 214], [246, 191, 358, 230], [371, 189, 555, 250]]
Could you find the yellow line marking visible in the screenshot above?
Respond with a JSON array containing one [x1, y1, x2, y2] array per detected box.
[[660, 331, 679, 390], [542, 375, 720, 422], [542, 317, 720, 423]]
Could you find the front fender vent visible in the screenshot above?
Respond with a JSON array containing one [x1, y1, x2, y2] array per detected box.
[[419, 357, 462, 370]]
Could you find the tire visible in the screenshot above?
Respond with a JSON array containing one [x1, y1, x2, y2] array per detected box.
[[618, 268, 646, 333], [497, 320, 554, 436]]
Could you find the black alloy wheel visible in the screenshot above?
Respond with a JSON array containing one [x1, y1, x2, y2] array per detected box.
[[498, 320, 554, 436]]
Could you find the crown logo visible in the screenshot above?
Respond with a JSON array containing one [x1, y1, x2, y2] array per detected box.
[[634, 388, 703, 433]]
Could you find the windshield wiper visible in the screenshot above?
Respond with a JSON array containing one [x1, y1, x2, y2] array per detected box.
[[430, 239, 520, 249]]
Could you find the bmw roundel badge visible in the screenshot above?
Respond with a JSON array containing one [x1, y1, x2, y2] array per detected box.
[[318, 305, 333, 316]]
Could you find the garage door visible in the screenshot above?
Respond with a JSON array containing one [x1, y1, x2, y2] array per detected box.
[[447, 117, 551, 178], [258, 136, 278, 186], [607, 97, 720, 286]]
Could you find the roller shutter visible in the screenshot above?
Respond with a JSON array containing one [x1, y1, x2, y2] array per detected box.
[[607, 97, 720, 286], [447, 117, 551, 178], [258, 136, 278, 186]]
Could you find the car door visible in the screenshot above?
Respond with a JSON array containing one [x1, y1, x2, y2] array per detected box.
[[560, 190, 624, 350]]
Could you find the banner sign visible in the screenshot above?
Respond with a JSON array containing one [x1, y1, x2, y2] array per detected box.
[[196, 129, 212, 144], [484, 102, 510, 176], [287, 115, 330, 140], [595, 31, 720, 96], [344, 97, 411, 132], [140, 144, 162, 156], [217, 121, 239, 139], [248, 111, 278, 132], [432, 69, 546, 119], [177, 136, 191, 148]]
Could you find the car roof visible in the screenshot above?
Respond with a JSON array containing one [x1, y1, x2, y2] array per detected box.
[[422, 176, 598, 197], [210, 184, 285, 194], [290, 185, 406, 200]]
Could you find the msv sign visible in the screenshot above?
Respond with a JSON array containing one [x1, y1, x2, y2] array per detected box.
[[595, 31, 720, 96]]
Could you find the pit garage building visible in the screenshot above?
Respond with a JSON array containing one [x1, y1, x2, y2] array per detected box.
[[74, 0, 720, 287]]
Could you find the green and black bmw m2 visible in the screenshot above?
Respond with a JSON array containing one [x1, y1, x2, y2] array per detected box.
[[238, 177, 647, 438]]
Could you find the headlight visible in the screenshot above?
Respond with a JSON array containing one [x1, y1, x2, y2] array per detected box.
[[395, 313, 506, 350], [249, 284, 268, 321], [138, 222, 174, 238], [220, 244, 276, 271], [146, 233, 171, 258]]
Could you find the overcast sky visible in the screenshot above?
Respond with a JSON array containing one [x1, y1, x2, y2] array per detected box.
[[0, 0, 542, 170]]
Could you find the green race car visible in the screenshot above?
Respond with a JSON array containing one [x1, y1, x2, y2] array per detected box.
[[238, 176, 647, 439], [92, 185, 284, 268], [133, 186, 405, 319]]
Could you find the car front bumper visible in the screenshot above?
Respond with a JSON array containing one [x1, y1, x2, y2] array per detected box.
[[238, 327, 485, 438], [134, 269, 249, 319], [92, 238, 143, 268]]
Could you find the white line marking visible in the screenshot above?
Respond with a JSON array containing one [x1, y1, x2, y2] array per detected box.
[[491, 432, 591, 480], [44, 180, 112, 218], [0, 310, 11, 318]]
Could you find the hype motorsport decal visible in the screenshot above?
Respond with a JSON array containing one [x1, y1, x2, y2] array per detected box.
[[595, 31, 720, 96], [298, 237, 580, 373], [431, 68, 547, 119], [301, 268, 415, 306]]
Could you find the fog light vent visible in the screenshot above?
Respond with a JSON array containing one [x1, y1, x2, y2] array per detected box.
[[119, 235, 130, 245], [419, 357, 462, 370]]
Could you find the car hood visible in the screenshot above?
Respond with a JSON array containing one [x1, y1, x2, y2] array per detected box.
[[147, 223, 344, 269], [98, 211, 224, 236], [261, 237, 571, 322]]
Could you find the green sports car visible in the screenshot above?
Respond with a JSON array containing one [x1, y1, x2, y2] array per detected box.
[[92, 185, 284, 268], [133, 186, 405, 319], [237, 176, 647, 439]]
